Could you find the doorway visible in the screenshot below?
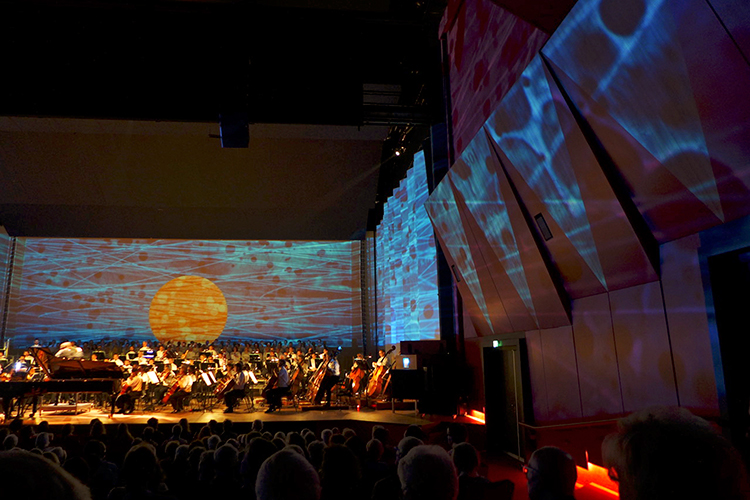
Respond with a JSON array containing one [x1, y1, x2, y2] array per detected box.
[[483, 344, 527, 459], [708, 248, 750, 445]]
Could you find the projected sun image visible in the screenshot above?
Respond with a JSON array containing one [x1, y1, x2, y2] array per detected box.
[[148, 276, 228, 344]]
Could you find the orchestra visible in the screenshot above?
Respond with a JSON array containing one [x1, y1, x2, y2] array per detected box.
[[1, 338, 396, 417]]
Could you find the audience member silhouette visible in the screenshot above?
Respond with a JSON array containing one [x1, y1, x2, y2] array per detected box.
[[526, 446, 577, 500], [398, 445, 458, 500], [255, 449, 321, 500], [603, 406, 749, 500]]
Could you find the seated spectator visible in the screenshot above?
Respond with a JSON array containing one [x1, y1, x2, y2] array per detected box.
[[398, 445, 458, 500], [320, 445, 361, 500], [4, 433, 19, 450], [107, 442, 174, 500], [83, 440, 118, 500], [307, 440, 326, 471], [447, 423, 467, 449], [372, 437, 425, 500], [404, 424, 427, 442], [603, 406, 749, 500], [240, 437, 278, 496], [0, 449, 91, 500], [452, 442, 491, 500], [525, 446, 576, 500], [256, 449, 321, 500]]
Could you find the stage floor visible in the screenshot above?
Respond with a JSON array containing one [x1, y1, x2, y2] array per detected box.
[[5, 404, 434, 428]]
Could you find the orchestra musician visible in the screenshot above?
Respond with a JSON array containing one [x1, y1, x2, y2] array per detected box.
[[155, 345, 167, 362], [374, 349, 392, 370], [170, 365, 195, 413], [265, 358, 290, 413], [55, 341, 84, 360], [313, 349, 340, 407], [117, 367, 144, 414], [223, 362, 248, 413], [152, 362, 174, 405]]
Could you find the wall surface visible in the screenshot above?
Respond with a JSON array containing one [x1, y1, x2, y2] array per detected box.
[[435, 0, 750, 423]]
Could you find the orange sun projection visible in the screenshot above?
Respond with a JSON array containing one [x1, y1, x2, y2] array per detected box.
[[149, 276, 228, 343]]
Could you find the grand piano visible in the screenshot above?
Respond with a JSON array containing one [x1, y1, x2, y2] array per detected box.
[[0, 347, 123, 419]]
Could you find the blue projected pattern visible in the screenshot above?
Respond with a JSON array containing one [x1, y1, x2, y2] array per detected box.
[[425, 169, 493, 333], [453, 133, 537, 320], [7, 238, 361, 345], [541, 0, 722, 223], [376, 152, 440, 346], [0, 232, 11, 323], [484, 56, 606, 290]]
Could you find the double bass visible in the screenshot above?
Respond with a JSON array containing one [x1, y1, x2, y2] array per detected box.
[[366, 345, 395, 398], [305, 354, 330, 402]]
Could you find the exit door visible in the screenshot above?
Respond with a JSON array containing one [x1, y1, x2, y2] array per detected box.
[[483, 346, 521, 459]]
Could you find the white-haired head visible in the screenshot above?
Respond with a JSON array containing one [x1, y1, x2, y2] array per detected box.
[[256, 449, 321, 500], [398, 445, 458, 500]]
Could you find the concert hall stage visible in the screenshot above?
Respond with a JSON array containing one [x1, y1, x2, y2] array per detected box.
[[4, 404, 473, 433]]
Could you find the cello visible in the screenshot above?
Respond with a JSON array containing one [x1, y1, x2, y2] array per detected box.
[[162, 374, 184, 404], [262, 369, 278, 399], [366, 345, 395, 398], [348, 357, 367, 394]]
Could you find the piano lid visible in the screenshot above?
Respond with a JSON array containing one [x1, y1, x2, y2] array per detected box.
[[30, 346, 123, 380]]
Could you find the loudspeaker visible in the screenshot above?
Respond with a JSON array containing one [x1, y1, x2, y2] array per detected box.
[[219, 112, 249, 148]]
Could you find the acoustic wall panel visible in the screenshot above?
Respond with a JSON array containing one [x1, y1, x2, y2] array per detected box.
[[610, 282, 679, 412], [484, 56, 606, 291], [667, 0, 750, 223], [426, 174, 495, 335], [485, 53, 657, 297], [660, 234, 720, 415], [448, 185, 518, 333], [450, 138, 535, 326], [538, 0, 750, 243], [708, 0, 750, 61], [572, 293, 624, 417], [524, 329, 550, 422], [539, 326, 583, 421], [441, 0, 549, 156]]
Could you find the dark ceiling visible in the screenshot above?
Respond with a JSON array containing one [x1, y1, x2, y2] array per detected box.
[[0, 0, 446, 241]]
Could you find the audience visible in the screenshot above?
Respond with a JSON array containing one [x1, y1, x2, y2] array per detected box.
[[1, 406, 747, 500]]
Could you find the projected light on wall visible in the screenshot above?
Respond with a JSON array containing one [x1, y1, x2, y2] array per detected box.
[[376, 152, 440, 346], [149, 275, 228, 343], [6, 238, 360, 346]]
